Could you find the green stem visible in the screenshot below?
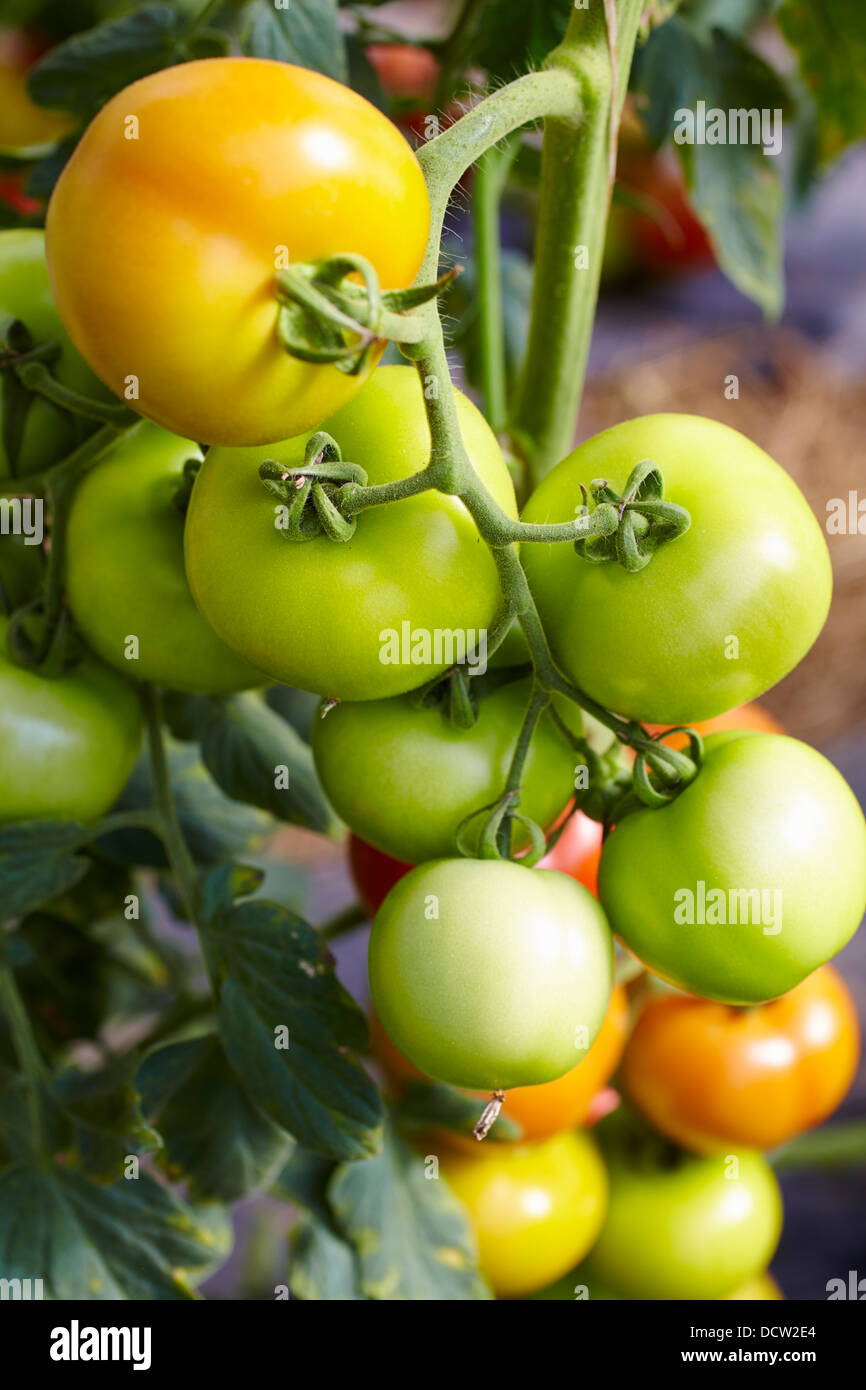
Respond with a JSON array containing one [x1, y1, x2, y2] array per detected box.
[[511, 0, 644, 481], [319, 902, 368, 939], [473, 139, 518, 430], [0, 959, 49, 1165], [13, 362, 136, 426], [142, 685, 201, 930]]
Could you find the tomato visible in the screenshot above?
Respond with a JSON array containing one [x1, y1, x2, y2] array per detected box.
[[0, 169, 41, 217], [65, 422, 265, 695], [521, 414, 831, 723], [0, 229, 115, 478], [620, 150, 714, 274], [348, 834, 410, 917], [368, 857, 613, 1091], [539, 810, 603, 896], [0, 531, 43, 612], [0, 617, 143, 823], [588, 1113, 783, 1300], [373, 984, 628, 1143], [644, 700, 783, 751], [313, 677, 576, 862], [46, 57, 430, 447], [727, 1273, 783, 1300], [366, 44, 438, 103], [438, 1131, 608, 1298], [530, 1267, 782, 1301], [0, 30, 73, 150], [599, 732, 866, 1004], [622, 965, 860, 1152], [185, 366, 517, 700]]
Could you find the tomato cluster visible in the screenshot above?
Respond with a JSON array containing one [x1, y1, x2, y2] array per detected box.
[[1, 49, 863, 1305]]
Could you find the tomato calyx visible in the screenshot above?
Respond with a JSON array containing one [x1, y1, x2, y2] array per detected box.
[[4, 599, 83, 678], [274, 252, 457, 375], [574, 459, 691, 573], [260, 432, 369, 543]]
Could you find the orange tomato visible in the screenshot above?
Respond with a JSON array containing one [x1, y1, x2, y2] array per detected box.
[[646, 701, 784, 750], [372, 984, 629, 1142], [0, 30, 73, 150], [622, 965, 860, 1153]]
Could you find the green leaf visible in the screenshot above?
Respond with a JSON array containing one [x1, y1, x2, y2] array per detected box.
[[393, 1080, 523, 1143], [240, 0, 348, 84], [329, 1123, 491, 1300], [773, 1119, 866, 1172], [98, 737, 272, 868], [52, 1058, 160, 1183], [6, 915, 109, 1056], [633, 18, 788, 315], [201, 868, 382, 1161], [0, 822, 91, 919], [275, 1148, 365, 1300], [474, 0, 572, 81], [138, 1033, 293, 1203], [27, 3, 188, 115], [0, 1166, 229, 1299], [165, 692, 336, 834], [777, 0, 866, 163]]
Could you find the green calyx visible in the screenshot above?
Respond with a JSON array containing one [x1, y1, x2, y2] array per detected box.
[[274, 252, 457, 376], [574, 459, 691, 572], [260, 432, 368, 543]]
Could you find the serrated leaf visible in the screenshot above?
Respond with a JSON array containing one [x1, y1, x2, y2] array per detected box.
[[0, 1166, 228, 1299], [240, 0, 347, 83], [0, 822, 91, 919], [329, 1123, 491, 1300], [137, 1033, 292, 1203], [165, 692, 336, 834], [393, 1080, 522, 1143], [275, 1147, 365, 1299], [27, 3, 187, 115], [52, 1058, 160, 1183], [200, 877, 382, 1161], [777, 0, 866, 163]]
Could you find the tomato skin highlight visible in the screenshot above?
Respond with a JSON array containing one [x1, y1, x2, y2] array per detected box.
[[0, 619, 143, 824], [521, 414, 832, 724], [369, 857, 614, 1092], [184, 367, 517, 700], [46, 57, 430, 446], [313, 677, 576, 862], [622, 965, 860, 1152], [439, 1131, 608, 1298], [599, 732, 866, 1004]]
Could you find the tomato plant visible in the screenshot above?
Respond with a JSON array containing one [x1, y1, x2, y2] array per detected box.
[[185, 366, 517, 699], [521, 414, 832, 723], [587, 1112, 783, 1300], [45, 57, 430, 447], [439, 1130, 608, 1298], [369, 857, 613, 1091], [538, 809, 604, 895], [622, 966, 860, 1153], [599, 732, 866, 1003], [65, 422, 266, 695]]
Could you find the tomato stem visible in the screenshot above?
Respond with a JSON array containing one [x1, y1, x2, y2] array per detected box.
[[473, 137, 518, 431], [0, 958, 50, 1166]]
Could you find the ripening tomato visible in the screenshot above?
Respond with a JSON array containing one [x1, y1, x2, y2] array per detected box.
[[312, 677, 577, 862], [366, 43, 438, 103], [46, 57, 430, 446], [521, 415, 832, 723], [369, 857, 614, 1091], [185, 367, 517, 700], [439, 1131, 608, 1298], [0, 30, 73, 150], [645, 700, 784, 750], [372, 985, 629, 1142], [349, 834, 410, 917], [539, 810, 604, 896], [65, 422, 266, 694], [599, 733, 866, 1004], [0, 617, 142, 823], [588, 1112, 783, 1300], [622, 966, 860, 1153]]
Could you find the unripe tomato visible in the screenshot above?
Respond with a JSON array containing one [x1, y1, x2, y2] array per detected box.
[[372, 985, 629, 1142], [65, 422, 265, 695], [0, 618, 143, 823], [521, 415, 831, 723], [348, 834, 410, 917], [185, 367, 517, 700], [0, 229, 115, 478], [589, 1114, 783, 1300], [622, 966, 860, 1152], [368, 857, 613, 1091], [438, 1131, 608, 1298], [599, 733, 866, 1003], [312, 677, 577, 862], [530, 1266, 783, 1301], [727, 1273, 783, 1300], [0, 532, 43, 612], [46, 58, 430, 446], [538, 810, 603, 896]]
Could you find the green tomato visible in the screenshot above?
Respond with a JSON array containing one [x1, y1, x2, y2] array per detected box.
[[0, 531, 43, 611], [65, 422, 265, 695], [599, 732, 866, 1004], [184, 366, 517, 700], [311, 677, 578, 863], [588, 1113, 783, 1300], [527, 1265, 622, 1300], [0, 618, 143, 823], [521, 414, 831, 723], [368, 857, 613, 1090], [0, 229, 115, 479]]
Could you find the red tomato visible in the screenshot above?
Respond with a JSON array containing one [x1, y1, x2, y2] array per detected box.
[[539, 810, 603, 897], [366, 44, 438, 103], [348, 833, 411, 917]]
